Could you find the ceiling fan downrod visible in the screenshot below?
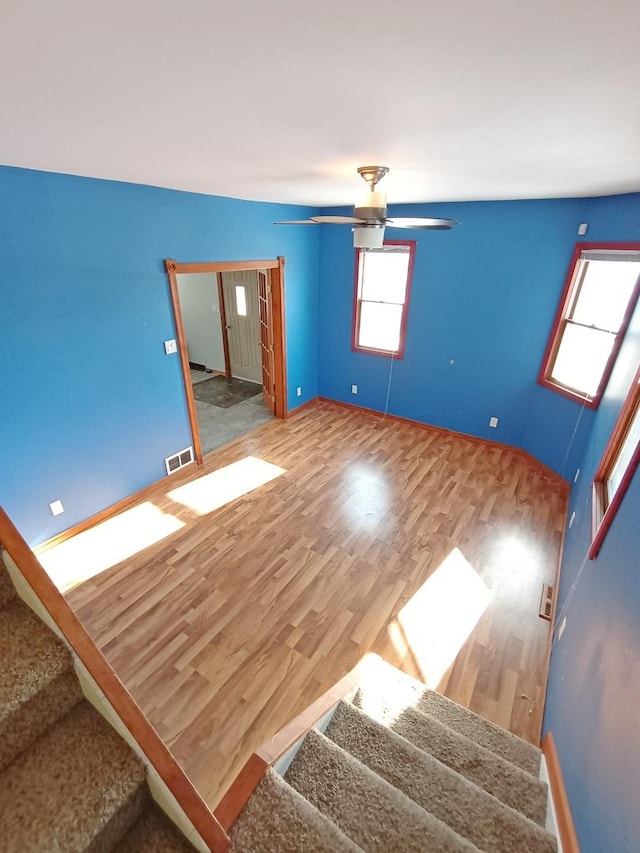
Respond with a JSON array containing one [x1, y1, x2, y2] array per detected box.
[[356, 166, 389, 192]]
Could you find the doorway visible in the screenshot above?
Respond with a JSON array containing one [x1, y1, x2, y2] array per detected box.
[[165, 257, 287, 463]]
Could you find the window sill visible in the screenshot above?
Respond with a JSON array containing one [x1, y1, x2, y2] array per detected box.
[[351, 344, 404, 359], [538, 376, 599, 409]]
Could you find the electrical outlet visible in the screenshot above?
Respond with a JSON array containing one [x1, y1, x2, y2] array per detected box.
[[164, 339, 177, 354], [351, 384, 358, 394], [558, 617, 567, 640], [49, 500, 64, 516], [296, 386, 302, 397], [489, 416, 498, 428], [569, 511, 576, 528]]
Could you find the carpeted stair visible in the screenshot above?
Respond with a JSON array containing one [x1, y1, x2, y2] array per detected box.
[[0, 553, 193, 851], [231, 657, 557, 852]]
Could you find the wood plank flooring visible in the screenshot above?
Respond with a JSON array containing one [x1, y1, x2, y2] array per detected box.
[[60, 401, 568, 809]]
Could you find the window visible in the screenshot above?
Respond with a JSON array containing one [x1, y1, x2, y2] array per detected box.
[[589, 368, 640, 559], [539, 244, 640, 407], [352, 240, 416, 357], [235, 285, 247, 316]]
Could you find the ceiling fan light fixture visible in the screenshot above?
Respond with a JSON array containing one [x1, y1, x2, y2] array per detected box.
[[354, 190, 387, 220], [353, 224, 385, 250]]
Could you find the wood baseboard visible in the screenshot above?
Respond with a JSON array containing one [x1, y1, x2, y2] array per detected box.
[[318, 396, 568, 486], [37, 394, 566, 554], [542, 732, 580, 853], [285, 396, 320, 418]]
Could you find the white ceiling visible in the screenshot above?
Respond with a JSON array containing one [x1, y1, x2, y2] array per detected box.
[[2, 1, 640, 207]]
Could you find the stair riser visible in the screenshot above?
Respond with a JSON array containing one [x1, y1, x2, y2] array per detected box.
[[86, 782, 148, 853], [0, 558, 18, 610], [0, 669, 83, 772]]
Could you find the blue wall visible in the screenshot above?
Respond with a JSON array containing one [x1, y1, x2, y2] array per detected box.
[[543, 195, 640, 853], [1, 162, 639, 847], [0, 165, 319, 545], [318, 194, 640, 475]]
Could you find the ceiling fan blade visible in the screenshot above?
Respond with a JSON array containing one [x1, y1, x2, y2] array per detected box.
[[274, 219, 319, 225], [310, 215, 367, 224], [275, 215, 367, 226], [385, 217, 458, 230]]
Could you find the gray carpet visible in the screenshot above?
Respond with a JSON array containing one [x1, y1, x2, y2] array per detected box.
[[231, 655, 557, 852], [0, 552, 195, 851]]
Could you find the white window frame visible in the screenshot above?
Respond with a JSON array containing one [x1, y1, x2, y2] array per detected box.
[[352, 240, 416, 358]]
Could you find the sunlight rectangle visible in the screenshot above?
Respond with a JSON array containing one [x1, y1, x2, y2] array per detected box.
[[396, 547, 492, 688], [39, 502, 185, 593], [167, 456, 286, 515]]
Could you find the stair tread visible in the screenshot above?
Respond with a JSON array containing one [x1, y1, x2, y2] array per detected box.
[[286, 727, 480, 852], [231, 768, 363, 852], [118, 803, 195, 852], [352, 692, 548, 826], [357, 656, 541, 775], [0, 556, 18, 610], [327, 699, 555, 853], [0, 599, 74, 722], [0, 700, 146, 850]]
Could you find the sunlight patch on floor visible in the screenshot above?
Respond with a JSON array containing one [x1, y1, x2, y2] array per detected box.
[[167, 456, 286, 515], [355, 653, 422, 726], [39, 502, 185, 593], [392, 547, 492, 688]]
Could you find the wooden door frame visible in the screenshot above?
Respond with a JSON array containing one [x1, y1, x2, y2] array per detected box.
[[164, 257, 287, 465], [216, 273, 232, 378]]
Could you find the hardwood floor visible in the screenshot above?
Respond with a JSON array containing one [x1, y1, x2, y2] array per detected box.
[[58, 401, 568, 809]]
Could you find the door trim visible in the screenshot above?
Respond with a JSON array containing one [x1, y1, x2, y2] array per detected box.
[[165, 257, 287, 464], [216, 273, 232, 378]]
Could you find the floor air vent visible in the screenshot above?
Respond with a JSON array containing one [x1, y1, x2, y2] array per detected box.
[[165, 446, 194, 476], [539, 583, 555, 621]]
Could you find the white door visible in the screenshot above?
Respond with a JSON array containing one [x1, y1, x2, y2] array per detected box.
[[221, 271, 262, 384]]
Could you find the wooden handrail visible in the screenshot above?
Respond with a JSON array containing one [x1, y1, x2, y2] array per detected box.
[[215, 664, 363, 830], [0, 507, 230, 853]]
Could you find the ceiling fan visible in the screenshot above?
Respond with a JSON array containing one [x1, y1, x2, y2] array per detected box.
[[275, 166, 458, 249]]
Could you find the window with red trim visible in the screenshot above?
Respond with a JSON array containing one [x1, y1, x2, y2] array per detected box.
[[589, 368, 640, 559], [539, 244, 640, 407], [352, 240, 415, 357]]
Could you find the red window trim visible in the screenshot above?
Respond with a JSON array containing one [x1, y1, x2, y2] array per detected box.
[[589, 367, 640, 559], [351, 239, 416, 359], [538, 242, 640, 408]]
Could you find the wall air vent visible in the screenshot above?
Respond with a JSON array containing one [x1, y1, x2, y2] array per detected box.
[[164, 446, 194, 476], [539, 583, 555, 621]]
